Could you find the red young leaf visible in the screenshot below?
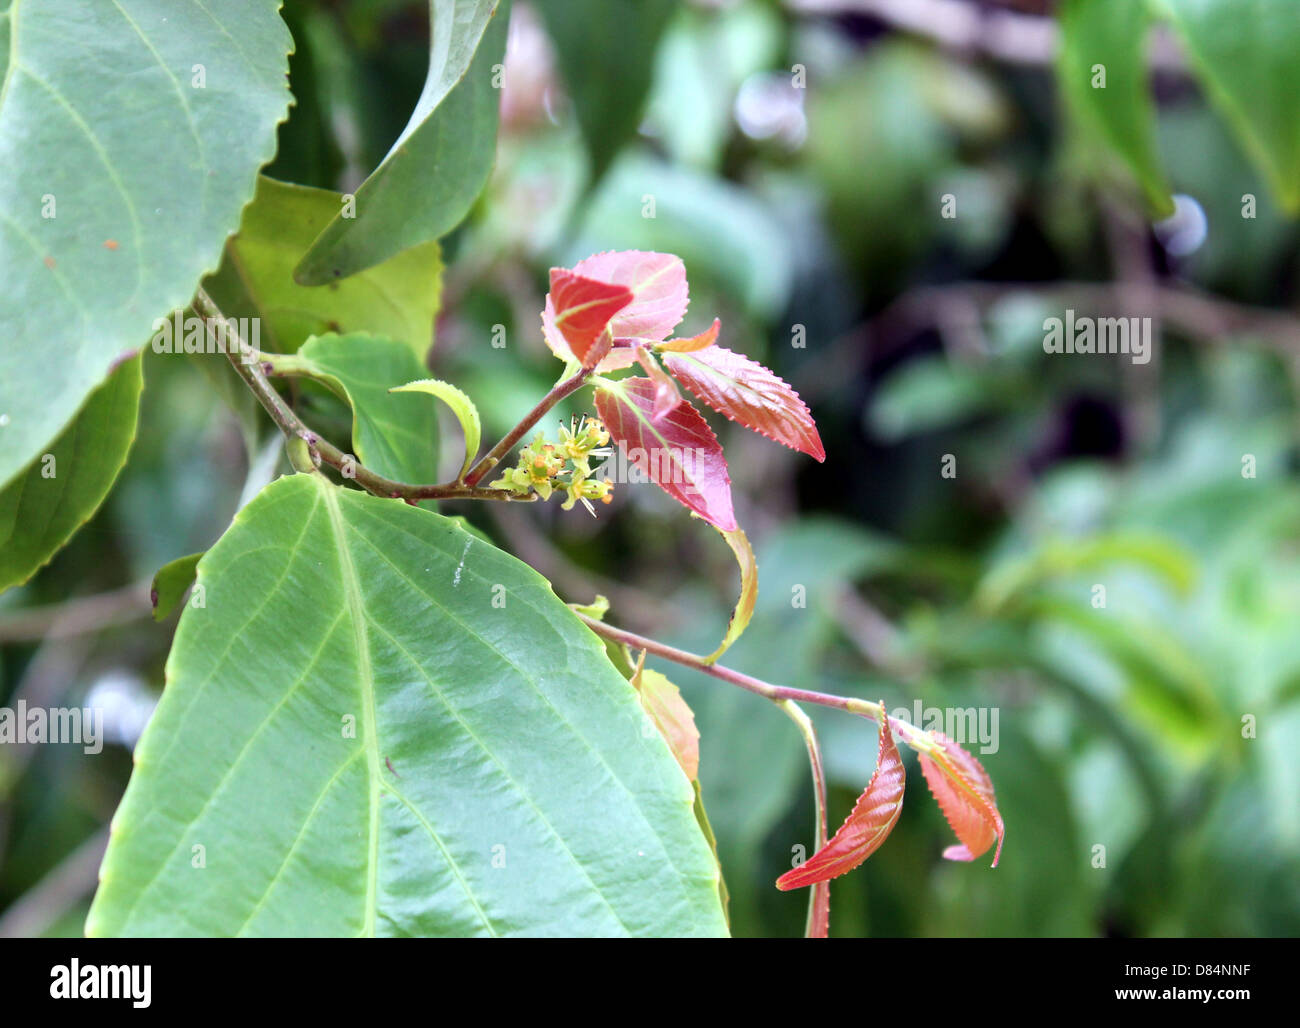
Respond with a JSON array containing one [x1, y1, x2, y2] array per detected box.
[[542, 269, 634, 367], [659, 318, 720, 353], [661, 345, 826, 462], [918, 731, 1004, 867], [776, 713, 905, 890], [573, 250, 688, 345], [594, 377, 737, 531]]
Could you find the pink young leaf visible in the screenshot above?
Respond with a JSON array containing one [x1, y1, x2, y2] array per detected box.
[[572, 250, 689, 345], [918, 731, 1005, 867], [662, 345, 826, 462], [635, 346, 684, 418], [776, 712, 905, 890], [658, 318, 720, 353], [594, 377, 738, 531], [542, 269, 634, 367]]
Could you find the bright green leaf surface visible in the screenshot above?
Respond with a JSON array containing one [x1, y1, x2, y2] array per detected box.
[[391, 378, 482, 481], [293, 333, 439, 486], [1157, 0, 1300, 211], [202, 176, 443, 360], [295, 1, 510, 283], [0, 355, 143, 592], [1059, 0, 1173, 215], [0, 0, 292, 489], [88, 473, 728, 936], [534, 0, 679, 188]]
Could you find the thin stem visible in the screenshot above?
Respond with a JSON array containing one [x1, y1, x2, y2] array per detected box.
[[195, 288, 534, 504], [195, 288, 306, 442], [462, 365, 595, 486], [777, 700, 830, 939], [573, 611, 936, 753]]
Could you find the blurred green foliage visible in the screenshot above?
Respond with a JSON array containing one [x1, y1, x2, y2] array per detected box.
[[2, 0, 1298, 937]]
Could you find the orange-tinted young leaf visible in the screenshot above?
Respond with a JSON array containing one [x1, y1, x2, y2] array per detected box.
[[918, 731, 1004, 867], [662, 345, 826, 461], [658, 318, 720, 353], [632, 663, 700, 782], [542, 269, 634, 367], [703, 526, 757, 664], [594, 377, 738, 531], [776, 712, 905, 890]]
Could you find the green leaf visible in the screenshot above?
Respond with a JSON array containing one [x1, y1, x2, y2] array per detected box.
[[868, 355, 994, 441], [202, 176, 443, 360], [1059, 0, 1173, 215], [0, 355, 143, 593], [294, 1, 510, 284], [974, 532, 1197, 613], [150, 552, 203, 622], [391, 379, 482, 481], [570, 596, 642, 678], [187, 352, 262, 461], [0, 0, 291, 489], [87, 473, 728, 936], [284, 333, 440, 486], [1156, 0, 1300, 212], [441, 515, 494, 547], [691, 780, 730, 927], [534, 0, 679, 187], [1027, 595, 1224, 758]]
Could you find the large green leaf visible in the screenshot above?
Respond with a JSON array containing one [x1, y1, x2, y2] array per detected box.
[[0, 0, 292, 489], [87, 472, 727, 936], [534, 0, 679, 188], [294, 1, 510, 284], [282, 333, 440, 486], [0, 355, 143, 592], [1156, 0, 1300, 212], [202, 176, 443, 359], [1059, 0, 1173, 215]]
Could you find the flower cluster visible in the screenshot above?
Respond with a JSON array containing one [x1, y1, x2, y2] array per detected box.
[[491, 416, 614, 514]]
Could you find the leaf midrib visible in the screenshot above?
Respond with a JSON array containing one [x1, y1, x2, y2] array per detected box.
[[0, 0, 21, 119], [670, 350, 784, 410], [601, 381, 709, 485], [321, 479, 381, 938]]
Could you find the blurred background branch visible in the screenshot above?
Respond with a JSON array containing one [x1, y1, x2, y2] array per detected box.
[[5, 0, 1300, 939], [785, 0, 1186, 71]]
